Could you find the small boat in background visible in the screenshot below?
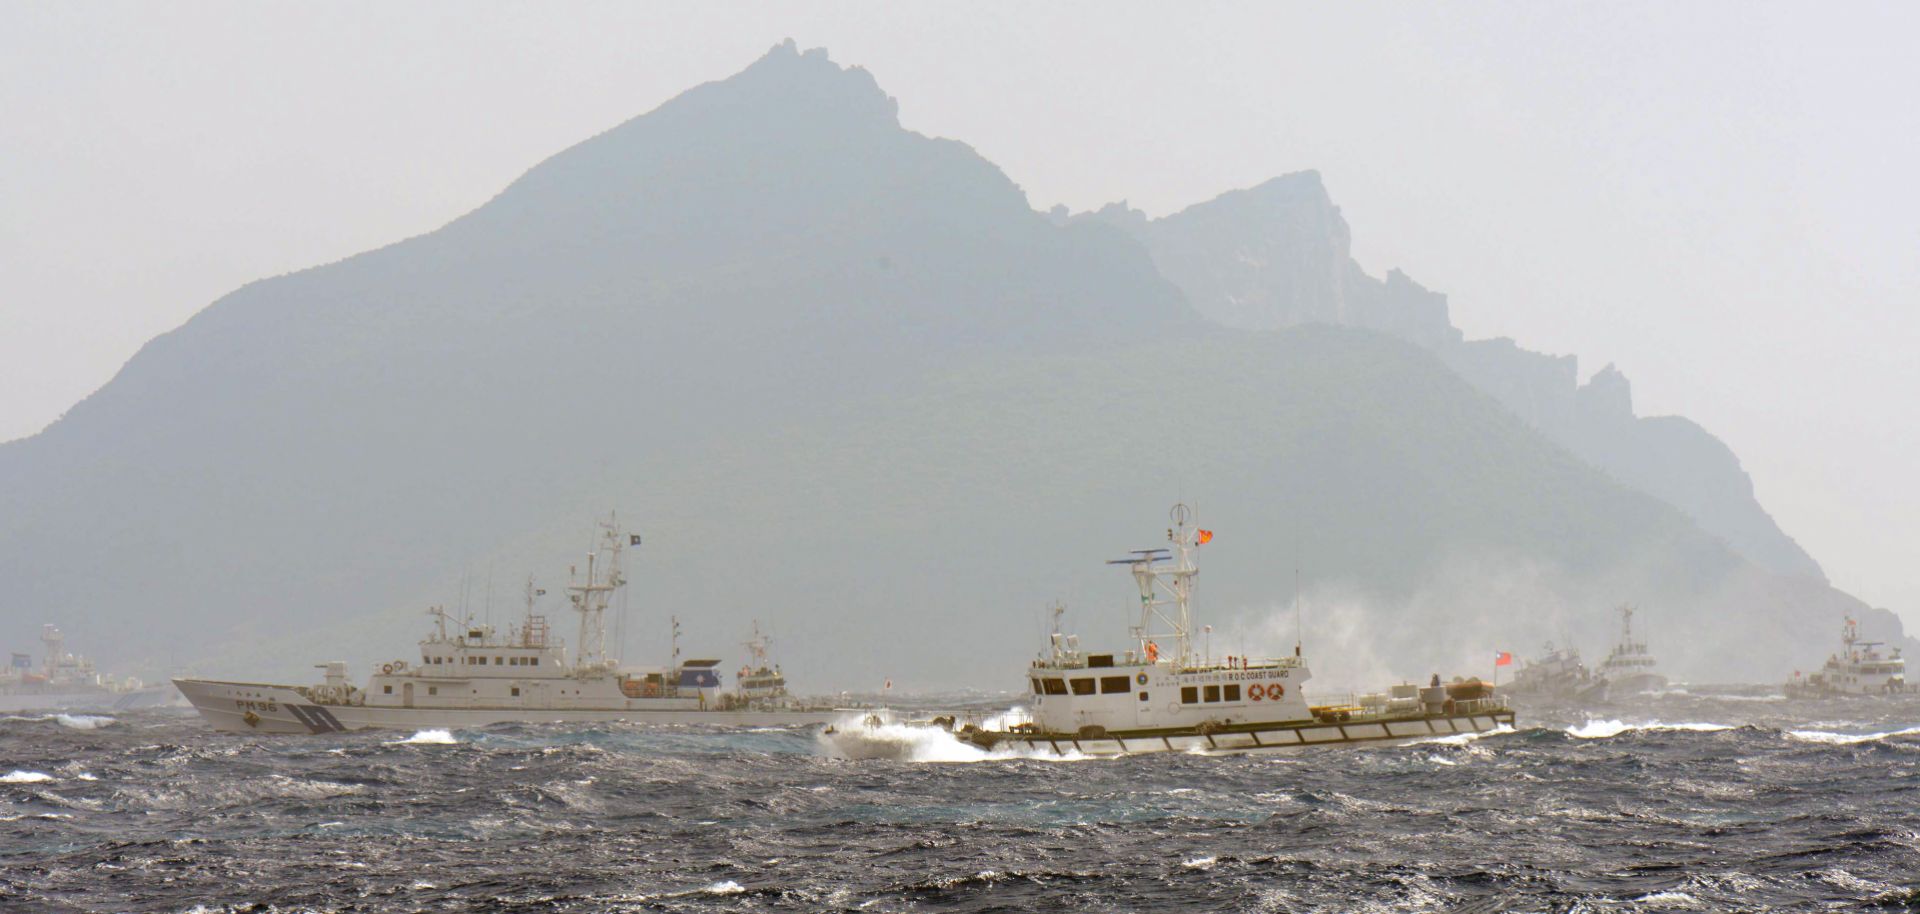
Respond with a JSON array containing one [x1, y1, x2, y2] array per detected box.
[[1, 625, 174, 713], [1785, 616, 1906, 698], [1505, 642, 1610, 703]]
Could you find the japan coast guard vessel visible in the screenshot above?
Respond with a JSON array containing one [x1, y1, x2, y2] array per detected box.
[[175, 516, 846, 734], [934, 505, 1513, 757]]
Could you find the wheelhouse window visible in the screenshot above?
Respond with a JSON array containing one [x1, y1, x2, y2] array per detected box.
[[1204, 685, 1221, 702], [1070, 678, 1096, 696], [1181, 686, 1199, 704], [1100, 676, 1130, 694], [1042, 678, 1068, 696], [1224, 684, 1241, 702], [1031, 678, 1043, 695]]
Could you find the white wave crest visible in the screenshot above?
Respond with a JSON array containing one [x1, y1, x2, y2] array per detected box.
[[1634, 889, 1700, 907], [1787, 724, 1920, 745], [391, 729, 459, 745], [2, 770, 55, 784], [55, 714, 114, 730], [1567, 719, 1733, 739], [815, 709, 1084, 763], [1411, 724, 1515, 747], [700, 881, 745, 895]]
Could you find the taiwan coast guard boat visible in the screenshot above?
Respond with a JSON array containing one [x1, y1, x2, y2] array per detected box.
[[925, 505, 1514, 757], [1785, 616, 1906, 698], [175, 516, 846, 734]]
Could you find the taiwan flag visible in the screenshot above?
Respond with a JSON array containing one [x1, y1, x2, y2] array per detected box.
[[1494, 651, 1514, 667]]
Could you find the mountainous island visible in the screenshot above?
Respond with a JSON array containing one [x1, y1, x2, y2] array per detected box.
[[1, 41, 1901, 690]]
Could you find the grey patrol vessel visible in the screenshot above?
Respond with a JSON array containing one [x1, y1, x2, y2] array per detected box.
[[176, 515, 847, 733], [0, 625, 175, 713]]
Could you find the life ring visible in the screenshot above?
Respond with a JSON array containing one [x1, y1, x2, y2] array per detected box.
[[1248, 683, 1264, 701], [1270, 683, 1285, 698], [1136, 672, 1149, 686], [381, 663, 394, 675]]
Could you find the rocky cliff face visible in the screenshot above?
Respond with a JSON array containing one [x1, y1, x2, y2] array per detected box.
[[0, 42, 1882, 687], [1082, 171, 1827, 583]]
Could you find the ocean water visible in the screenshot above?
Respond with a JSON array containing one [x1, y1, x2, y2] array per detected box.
[[4, 694, 1920, 913]]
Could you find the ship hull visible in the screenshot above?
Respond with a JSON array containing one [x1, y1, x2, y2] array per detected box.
[[174, 678, 843, 734], [958, 708, 1516, 758], [0, 685, 177, 714], [0, 691, 118, 714], [1784, 682, 1910, 700], [1605, 673, 1669, 696]]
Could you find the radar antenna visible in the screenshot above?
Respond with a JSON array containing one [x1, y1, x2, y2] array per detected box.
[[1116, 503, 1201, 669]]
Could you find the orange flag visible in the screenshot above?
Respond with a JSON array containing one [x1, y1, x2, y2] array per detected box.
[[1197, 529, 1214, 544]]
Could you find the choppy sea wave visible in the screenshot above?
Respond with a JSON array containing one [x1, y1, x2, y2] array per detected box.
[[5, 696, 1920, 911]]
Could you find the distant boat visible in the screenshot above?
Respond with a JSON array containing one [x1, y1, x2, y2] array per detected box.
[[176, 514, 850, 733], [1785, 616, 1906, 698], [1597, 604, 1667, 695], [0, 625, 173, 713], [720, 620, 804, 711], [1504, 642, 1609, 703]]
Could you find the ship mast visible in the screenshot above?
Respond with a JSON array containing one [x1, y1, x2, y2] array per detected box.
[[1114, 503, 1199, 669], [519, 576, 549, 648], [566, 513, 630, 670], [744, 620, 772, 670]]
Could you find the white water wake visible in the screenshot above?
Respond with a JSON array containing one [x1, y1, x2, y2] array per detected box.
[[1566, 720, 1734, 739], [1411, 724, 1516, 747], [815, 708, 1086, 763], [1786, 724, 1920, 745]]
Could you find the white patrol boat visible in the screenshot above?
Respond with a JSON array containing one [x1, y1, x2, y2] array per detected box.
[[938, 505, 1513, 757], [1785, 616, 1907, 698], [717, 621, 800, 712], [175, 516, 849, 734], [1597, 604, 1668, 695]]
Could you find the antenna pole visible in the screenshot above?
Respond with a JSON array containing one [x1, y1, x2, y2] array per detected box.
[[1293, 567, 1303, 655]]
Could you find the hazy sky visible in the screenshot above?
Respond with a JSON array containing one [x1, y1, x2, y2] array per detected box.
[[3, 2, 1915, 622]]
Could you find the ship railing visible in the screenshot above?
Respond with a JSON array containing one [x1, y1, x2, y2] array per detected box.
[[1450, 696, 1510, 714]]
